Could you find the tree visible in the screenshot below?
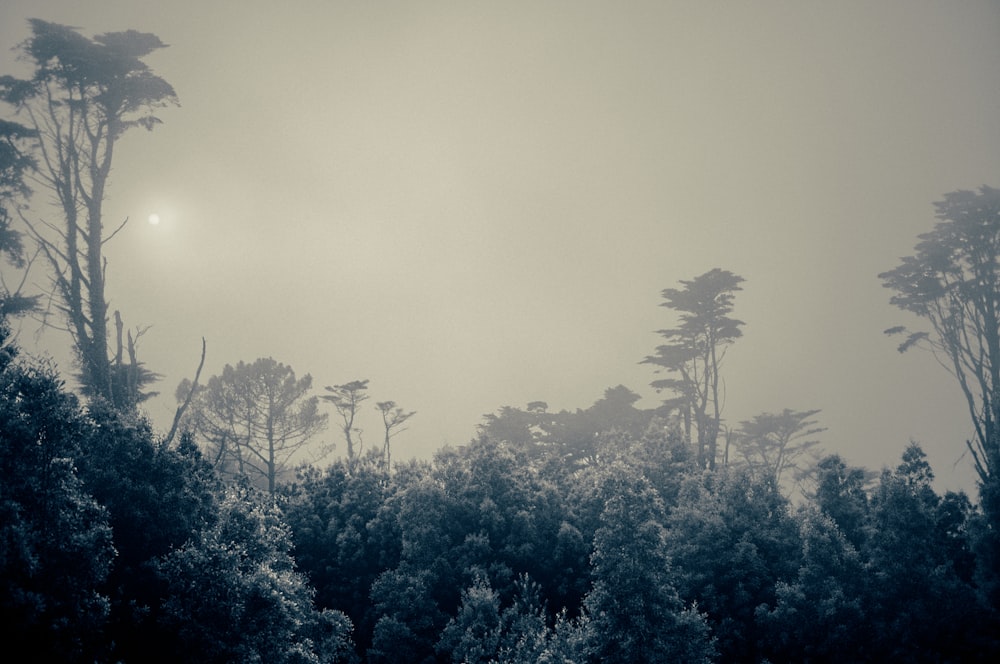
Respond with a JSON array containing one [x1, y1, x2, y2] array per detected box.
[[812, 454, 871, 550], [0, 324, 115, 661], [861, 444, 987, 660], [324, 379, 370, 465], [879, 186, 1000, 488], [732, 408, 825, 494], [281, 456, 400, 651], [0, 119, 39, 317], [757, 508, 868, 662], [495, 575, 552, 663], [479, 386, 662, 465], [376, 400, 415, 470], [0, 20, 178, 409], [180, 357, 328, 493], [553, 385, 656, 463], [582, 466, 715, 663], [366, 439, 576, 662], [369, 565, 447, 664], [154, 484, 357, 663], [587, 422, 696, 515], [666, 469, 800, 662], [643, 268, 745, 469], [478, 405, 547, 451], [435, 576, 503, 664], [435, 574, 562, 664], [879, 186, 1000, 617], [73, 405, 219, 662]]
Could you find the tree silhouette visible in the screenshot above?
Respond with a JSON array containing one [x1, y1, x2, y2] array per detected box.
[[0, 20, 178, 409], [643, 268, 745, 469], [179, 358, 328, 493], [880, 186, 1000, 486], [733, 408, 825, 494], [324, 379, 370, 466], [375, 400, 416, 471]]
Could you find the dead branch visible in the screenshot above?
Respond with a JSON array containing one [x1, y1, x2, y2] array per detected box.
[[102, 216, 129, 245], [161, 336, 207, 450]]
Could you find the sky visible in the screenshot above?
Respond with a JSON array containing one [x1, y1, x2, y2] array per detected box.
[[2, 1, 999, 494]]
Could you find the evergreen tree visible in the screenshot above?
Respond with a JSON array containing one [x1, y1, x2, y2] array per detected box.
[[757, 508, 868, 662], [666, 469, 799, 662], [0, 325, 114, 661], [862, 444, 988, 661], [813, 454, 871, 550], [74, 406, 218, 662], [583, 466, 715, 663], [281, 454, 399, 651], [155, 484, 356, 663], [436, 576, 503, 664]]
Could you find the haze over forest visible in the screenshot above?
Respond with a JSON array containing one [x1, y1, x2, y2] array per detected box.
[[3, 1, 1000, 494]]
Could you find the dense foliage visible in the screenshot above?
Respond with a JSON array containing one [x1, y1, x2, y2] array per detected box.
[[0, 324, 355, 663], [3, 314, 998, 661]]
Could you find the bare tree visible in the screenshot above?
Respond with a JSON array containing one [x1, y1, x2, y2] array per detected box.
[[161, 337, 206, 449], [375, 400, 416, 470], [0, 20, 178, 409]]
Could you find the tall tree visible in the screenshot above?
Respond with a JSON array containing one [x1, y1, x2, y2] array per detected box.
[[879, 186, 1000, 487], [643, 268, 745, 469], [879, 186, 1000, 612], [0, 20, 178, 409], [179, 358, 328, 493], [324, 379, 370, 466], [375, 400, 415, 470]]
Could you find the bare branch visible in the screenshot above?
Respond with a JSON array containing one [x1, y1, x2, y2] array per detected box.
[[161, 337, 207, 449], [102, 215, 129, 245]]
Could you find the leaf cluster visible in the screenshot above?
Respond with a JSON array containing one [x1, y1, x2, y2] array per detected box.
[[4, 20, 178, 133]]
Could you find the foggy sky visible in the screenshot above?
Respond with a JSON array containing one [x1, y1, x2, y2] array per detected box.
[[3, 1, 999, 493]]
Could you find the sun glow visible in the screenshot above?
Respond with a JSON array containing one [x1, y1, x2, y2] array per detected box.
[[148, 213, 161, 225]]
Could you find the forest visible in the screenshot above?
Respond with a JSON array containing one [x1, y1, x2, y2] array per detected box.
[[3, 18, 1000, 664]]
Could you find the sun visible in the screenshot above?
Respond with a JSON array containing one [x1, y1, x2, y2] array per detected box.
[[148, 213, 161, 225]]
